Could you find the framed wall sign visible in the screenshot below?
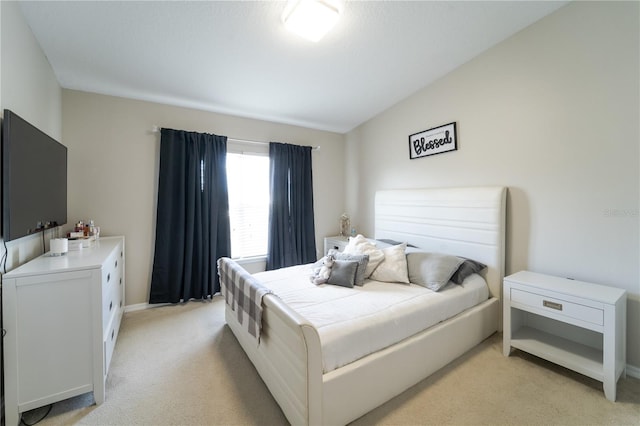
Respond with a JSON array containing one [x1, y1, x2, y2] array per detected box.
[[408, 122, 457, 159]]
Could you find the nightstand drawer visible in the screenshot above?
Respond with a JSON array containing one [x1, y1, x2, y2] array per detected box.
[[324, 236, 349, 256], [511, 288, 603, 326]]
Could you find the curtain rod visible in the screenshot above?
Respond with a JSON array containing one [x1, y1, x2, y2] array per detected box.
[[151, 125, 320, 150]]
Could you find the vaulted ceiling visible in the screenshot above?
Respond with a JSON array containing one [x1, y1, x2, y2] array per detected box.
[[20, 1, 567, 133]]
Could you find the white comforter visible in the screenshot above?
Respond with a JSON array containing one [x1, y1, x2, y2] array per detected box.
[[253, 265, 489, 373]]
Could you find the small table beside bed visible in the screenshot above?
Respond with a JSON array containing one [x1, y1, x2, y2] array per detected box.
[[218, 186, 507, 425]]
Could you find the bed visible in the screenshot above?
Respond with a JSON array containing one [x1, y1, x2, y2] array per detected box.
[[219, 186, 507, 425]]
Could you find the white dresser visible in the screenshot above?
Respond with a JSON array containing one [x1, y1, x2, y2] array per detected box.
[[2, 236, 125, 426], [503, 271, 626, 401]]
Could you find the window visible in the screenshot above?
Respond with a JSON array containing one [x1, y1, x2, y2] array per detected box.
[[226, 152, 270, 258]]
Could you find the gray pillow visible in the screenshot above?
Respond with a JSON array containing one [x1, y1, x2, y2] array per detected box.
[[406, 252, 464, 291], [328, 249, 369, 286], [326, 260, 359, 288], [450, 258, 486, 284]]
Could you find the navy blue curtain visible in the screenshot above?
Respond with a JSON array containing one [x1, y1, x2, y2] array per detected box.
[[149, 128, 231, 303], [266, 142, 317, 270]]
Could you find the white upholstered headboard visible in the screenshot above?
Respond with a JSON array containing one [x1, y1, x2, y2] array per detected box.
[[375, 186, 507, 300]]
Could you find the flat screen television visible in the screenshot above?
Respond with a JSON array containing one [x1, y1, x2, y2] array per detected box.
[[2, 109, 67, 242]]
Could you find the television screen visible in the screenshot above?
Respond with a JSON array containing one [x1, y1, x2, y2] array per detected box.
[[2, 109, 67, 241]]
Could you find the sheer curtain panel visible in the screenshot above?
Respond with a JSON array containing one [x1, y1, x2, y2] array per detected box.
[[149, 128, 231, 303], [266, 142, 317, 270]]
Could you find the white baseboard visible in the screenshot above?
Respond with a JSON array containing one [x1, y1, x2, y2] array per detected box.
[[626, 363, 640, 379], [124, 302, 169, 313], [124, 297, 220, 313]]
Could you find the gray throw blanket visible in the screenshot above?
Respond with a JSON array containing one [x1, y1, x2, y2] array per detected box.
[[217, 257, 273, 342]]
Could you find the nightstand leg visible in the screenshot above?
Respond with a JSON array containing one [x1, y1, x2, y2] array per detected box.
[[503, 344, 511, 357], [603, 380, 616, 402], [603, 304, 618, 402], [502, 289, 512, 357]]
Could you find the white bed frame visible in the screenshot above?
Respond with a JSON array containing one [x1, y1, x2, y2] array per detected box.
[[225, 186, 507, 425]]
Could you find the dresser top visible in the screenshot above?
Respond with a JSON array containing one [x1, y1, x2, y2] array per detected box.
[[4, 236, 124, 278]]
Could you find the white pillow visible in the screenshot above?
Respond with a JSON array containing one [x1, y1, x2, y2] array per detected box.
[[370, 243, 409, 283], [343, 234, 384, 278]]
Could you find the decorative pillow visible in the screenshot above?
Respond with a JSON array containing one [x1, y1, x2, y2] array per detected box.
[[450, 258, 486, 284], [328, 249, 369, 286], [406, 252, 464, 291], [370, 243, 410, 284], [343, 234, 384, 278], [326, 260, 359, 288]]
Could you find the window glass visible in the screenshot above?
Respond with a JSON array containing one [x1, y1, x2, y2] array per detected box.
[[226, 152, 269, 258]]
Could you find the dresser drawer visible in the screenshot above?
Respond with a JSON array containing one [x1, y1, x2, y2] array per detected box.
[[102, 277, 121, 329], [102, 252, 120, 289], [103, 311, 121, 375], [101, 248, 122, 328], [511, 288, 603, 326]]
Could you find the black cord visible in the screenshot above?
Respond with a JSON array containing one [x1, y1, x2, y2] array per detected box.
[[0, 239, 8, 338], [2, 237, 7, 273], [20, 404, 53, 426]]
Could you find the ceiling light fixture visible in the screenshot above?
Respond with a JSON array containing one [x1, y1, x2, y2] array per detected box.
[[282, 0, 342, 42]]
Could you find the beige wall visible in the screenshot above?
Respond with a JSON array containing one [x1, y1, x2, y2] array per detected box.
[[345, 1, 639, 368], [0, 1, 63, 270], [1, 2, 61, 139], [62, 90, 346, 307]]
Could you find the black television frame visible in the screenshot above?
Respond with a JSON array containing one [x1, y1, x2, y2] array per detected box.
[[2, 109, 68, 242]]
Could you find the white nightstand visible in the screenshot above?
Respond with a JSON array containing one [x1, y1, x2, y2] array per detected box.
[[323, 235, 349, 256], [503, 271, 626, 401]]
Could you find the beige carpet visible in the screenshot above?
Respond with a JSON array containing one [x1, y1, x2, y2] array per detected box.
[[23, 297, 639, 426]]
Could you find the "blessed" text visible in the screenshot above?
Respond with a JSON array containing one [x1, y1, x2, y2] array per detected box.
[[412, 130, 452, 155]]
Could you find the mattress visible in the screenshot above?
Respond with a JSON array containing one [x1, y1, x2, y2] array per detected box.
[[253, 265, 489, 373]]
